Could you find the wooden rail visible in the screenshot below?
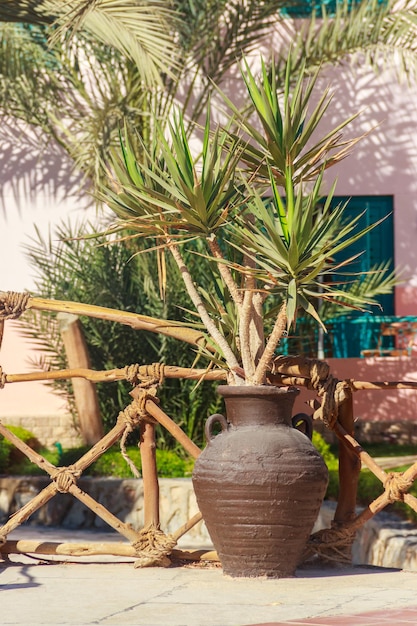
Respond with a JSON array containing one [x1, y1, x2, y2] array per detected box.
[[0, 293, 416, 566]]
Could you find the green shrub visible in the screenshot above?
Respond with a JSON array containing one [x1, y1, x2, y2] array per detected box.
[[312, 431, 338, 469], [23, 221, 222, 448], [59, 445, 90, 467], [0, 441, 10, 473], [1, 441, 194, 479], [0, 425, 42, 472], [7, 449, 59, 475], [89, 446, 142, 478], [88, 446, 194, 478], [155, 449, 194, 477]]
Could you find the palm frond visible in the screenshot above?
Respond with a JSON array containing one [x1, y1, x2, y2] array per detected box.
[[277, 0, 417, 84], [48, 0, 180, 84], [318, 261, 398, 320], [101, 107, 246, 240]]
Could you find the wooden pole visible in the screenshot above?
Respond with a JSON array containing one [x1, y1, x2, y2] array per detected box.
[[0, 539, 218, 562], [139, 420, 160, 528], [333, 393, 361, 525], [2, 293, 208, 348], [130, 388, 201, 460], [270, 372, 417, 392], [58, 313, 103, 445], [3, 365, 227, 385]]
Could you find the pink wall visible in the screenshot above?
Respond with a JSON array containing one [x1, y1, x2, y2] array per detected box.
[[0, 320, 68, 417], [311, 64, 417, 317]]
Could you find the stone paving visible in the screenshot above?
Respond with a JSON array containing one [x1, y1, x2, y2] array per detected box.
[[1, 527, 417, 625], [1, 454, 417, 625]]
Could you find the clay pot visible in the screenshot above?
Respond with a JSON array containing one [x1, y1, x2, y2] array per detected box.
[[192, 385, 329, 578]]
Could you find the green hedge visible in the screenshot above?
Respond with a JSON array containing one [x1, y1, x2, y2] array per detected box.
[[88, 446, 194, 478], [0, 438, 194, 479], [0, 431, 334, 479], [0, 425, 42, 473], [325, 464, 417, 524]]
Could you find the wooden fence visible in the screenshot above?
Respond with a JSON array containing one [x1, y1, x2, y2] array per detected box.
[[0, 291, 416, 567]]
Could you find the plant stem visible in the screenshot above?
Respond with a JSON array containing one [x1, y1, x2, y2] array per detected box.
[[207, 236, 243, 307], [168, 241, 244, 385], [249, 291, 265, 363], [253, 301, 287, 385], [239, 288, 255, 381]]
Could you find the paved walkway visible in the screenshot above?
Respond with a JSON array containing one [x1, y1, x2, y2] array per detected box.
[[373, 455, 417, 470], [1, 527, 417, 625]]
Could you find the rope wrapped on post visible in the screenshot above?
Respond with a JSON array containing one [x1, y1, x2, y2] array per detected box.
[[132, 523, 177, 568], [271, 356, 355, 430], [0, 291, 30, 320], [303, 522, 357, 565], [384, 471, 415, 504], [117, 391, 160, 479], [0, 291, 31, 352], [123, 362, 165, 388]]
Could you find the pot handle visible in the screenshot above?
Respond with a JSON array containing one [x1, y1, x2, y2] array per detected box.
[[205, 413, 228, 442], [291, 413, 313, 440]]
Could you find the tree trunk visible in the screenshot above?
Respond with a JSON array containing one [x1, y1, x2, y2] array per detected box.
[[58, 313, 103, 445]]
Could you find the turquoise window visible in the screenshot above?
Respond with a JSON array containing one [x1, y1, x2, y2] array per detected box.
[[331, 195, 394, 315], [282, 195, 396, 358], [281, 1, 387, 18], [327, 195, 395, 357]]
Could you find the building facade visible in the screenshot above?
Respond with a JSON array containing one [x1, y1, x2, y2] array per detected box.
[[2, 11, 417, 443]]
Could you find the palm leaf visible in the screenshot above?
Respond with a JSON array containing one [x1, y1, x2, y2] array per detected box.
[[279, 0, 417, 84], [50, 0, 179, 84]]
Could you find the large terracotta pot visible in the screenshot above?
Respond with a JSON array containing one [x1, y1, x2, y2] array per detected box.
[[192, 385, 329, 578]]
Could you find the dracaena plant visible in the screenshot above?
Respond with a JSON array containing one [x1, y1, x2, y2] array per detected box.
[[99, 56, 393, 386]]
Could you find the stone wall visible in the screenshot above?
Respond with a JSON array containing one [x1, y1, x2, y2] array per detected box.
[[0, 476, 211, 547], [2, 415, 83, 449], [314, 420, 417, 446], [1, 477, 416, 568]]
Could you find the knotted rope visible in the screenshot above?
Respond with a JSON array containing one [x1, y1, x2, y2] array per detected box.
[[0, 366, 6, 390], [50, 466, 82, 493], [132, 523, 177, 568], [123, 362, 165, 388], [272, 356, 355, 430], [0, 292, 30, 321], [306, 359, 355, 430], [117, 369, 162, 478], [117, 398, 147, 478], [303, 522, 357, 565], [384, 471, 415, 503]]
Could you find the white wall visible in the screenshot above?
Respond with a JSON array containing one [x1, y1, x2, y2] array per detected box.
[[0, 120, 92, 425]]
